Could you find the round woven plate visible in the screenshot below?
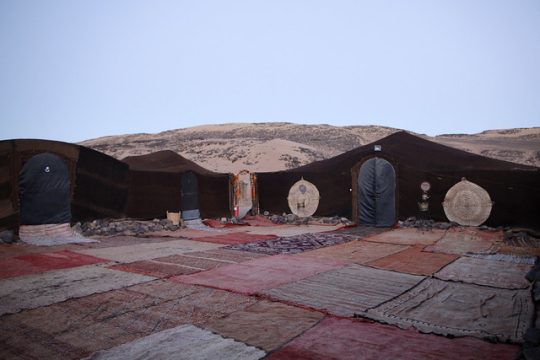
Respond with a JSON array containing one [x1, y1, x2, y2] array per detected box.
[[443, 178, 493, 226], [287, 178, 320, 217]]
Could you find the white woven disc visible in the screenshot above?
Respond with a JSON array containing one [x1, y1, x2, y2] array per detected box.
[[287, 178, 320, 217], [443, 179, 492, 226]]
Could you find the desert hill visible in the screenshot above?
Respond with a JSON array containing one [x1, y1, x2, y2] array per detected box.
[[79, 123, 540, 173]]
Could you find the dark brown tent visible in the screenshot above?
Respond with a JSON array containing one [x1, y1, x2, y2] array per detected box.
[[256, 132, 540, 228], [0, 139, 129, 231], [122, 151, 232, 219]]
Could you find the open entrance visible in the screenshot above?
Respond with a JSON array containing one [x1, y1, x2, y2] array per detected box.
[[18, 153, 71, 225], [232, 170, 253, 218], [181, 171, 200, 220], [357, 157, 396, 227]]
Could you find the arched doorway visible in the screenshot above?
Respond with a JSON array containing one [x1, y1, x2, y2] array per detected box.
[[18, 153, 71, 225], [181, 171, 200, 220], [357, 157, 396, 227]]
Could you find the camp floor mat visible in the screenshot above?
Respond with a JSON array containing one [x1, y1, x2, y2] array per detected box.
[[190, 232, 277, 245], [243, 224, 344, 237], [108, 260, 200, 278], [365, 277, 533, 343], [362, 228, 447, 245], [226, 233, 359, 255], [125, 279, 201, 301], [0, 242, 80, 259], [108, 285, 258, 335], [367, 245, 459, 275], [74, 239, 223, 263], [425, 228, 502, 255], [435, 256, 532, 289], [154, 254, 236, 269], [3, 281, 258, 357], [0, 317, 90, 360], [299, 240, 408, 264], [266, 317, 519, 360], [78, 236, 173, 248], [83, 324, 266, 360], [8, 288, 165, 341], [205, 300, 324, 352], [333, 225, 389, 237], [261, 264, 424, 317], [5, 250, 106, 278], [465, 252, 536, 265], [497, 243, 540, 257], [176, 248, 268, 263], [0, 258, 44, 280], [0, 250, 107, 280], [171, 254, 344, 295], [0, 265, 154, 316]]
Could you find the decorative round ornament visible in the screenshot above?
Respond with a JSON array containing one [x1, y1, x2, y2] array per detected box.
[[443, 178, 493, 226], [420, 181, 431, 192], [287, 178, 320, 217]]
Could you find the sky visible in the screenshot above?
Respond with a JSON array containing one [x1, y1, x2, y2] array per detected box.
[[1, 0, 539, 143]]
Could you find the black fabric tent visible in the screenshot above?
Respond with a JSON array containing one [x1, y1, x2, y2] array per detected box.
[[122, 151, 231, 219], [18, 153, 71, 225], [0, 139, 130, 231], [256, 132, 540, 228]]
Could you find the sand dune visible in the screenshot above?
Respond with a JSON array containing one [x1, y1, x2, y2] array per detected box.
[[80, 123, 540, 172]]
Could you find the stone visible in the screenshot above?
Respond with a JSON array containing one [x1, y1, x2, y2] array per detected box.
[[286, 214, 297, 223], [0, 230, 16, 244]]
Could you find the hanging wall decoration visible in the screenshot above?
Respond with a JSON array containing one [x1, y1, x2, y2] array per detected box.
[[287, 178, 320, 217], [443, 178, 493, 226]]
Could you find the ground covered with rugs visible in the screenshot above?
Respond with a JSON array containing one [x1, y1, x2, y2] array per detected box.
[[1, 218, 539, 359]]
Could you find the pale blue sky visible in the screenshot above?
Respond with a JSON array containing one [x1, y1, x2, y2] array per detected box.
[[1, 0, 539, 143]]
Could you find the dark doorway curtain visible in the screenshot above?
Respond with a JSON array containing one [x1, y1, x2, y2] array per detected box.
[[181, 171, 200, 220], [358, 157, 396, 227], [18, 153, 71, 225]]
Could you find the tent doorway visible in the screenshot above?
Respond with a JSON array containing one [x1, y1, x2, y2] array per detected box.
[[18, 153, 71, 225], [357, 157, 396, 227], [232, 170, 253, 218], [181, 171, 200, 220]]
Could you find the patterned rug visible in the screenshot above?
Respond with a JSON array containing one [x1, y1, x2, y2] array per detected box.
[[364, 277, 533, 343], [225, 232, 359, 255]]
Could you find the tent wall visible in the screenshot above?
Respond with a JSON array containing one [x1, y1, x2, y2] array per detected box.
[[123, 151, 232, 220], [257, 170, 352, 217], [125, 170, 231, 220], [257, 132, 540, 228], [0, 140, 78, 230], [73, 147, 129, 220], [125, 170, 182, 219], [0, 139, 129, 231]]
